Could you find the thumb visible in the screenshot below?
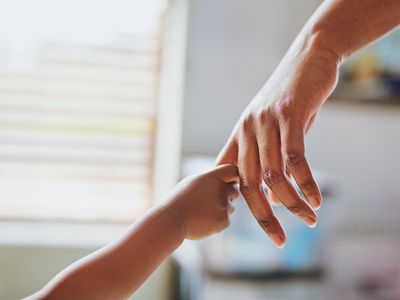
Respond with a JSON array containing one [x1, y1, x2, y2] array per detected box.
[[210, 164, 239, 184]]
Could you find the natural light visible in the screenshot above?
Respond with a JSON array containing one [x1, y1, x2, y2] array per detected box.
[[0, 0, 166, 223]]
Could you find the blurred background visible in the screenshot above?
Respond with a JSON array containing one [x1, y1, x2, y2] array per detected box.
[[0, 0, 399, 299]]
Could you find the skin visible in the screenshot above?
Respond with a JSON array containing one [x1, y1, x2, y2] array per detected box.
[[217, 0, 400, 247], [19, 1, 400, 297], [26, 164, 239, 300]]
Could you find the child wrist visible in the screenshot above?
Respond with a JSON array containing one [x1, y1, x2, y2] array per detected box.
[[163, 202, 187, 241]]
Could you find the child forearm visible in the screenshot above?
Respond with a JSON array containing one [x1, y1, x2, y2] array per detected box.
[[26, 166, 238, 300], [34, 204, 185, 300]]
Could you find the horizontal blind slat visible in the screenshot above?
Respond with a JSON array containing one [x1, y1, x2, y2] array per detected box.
[[0, 132, 153, 150], [0, 0, 166, 223], [0, 162, 152, 182]]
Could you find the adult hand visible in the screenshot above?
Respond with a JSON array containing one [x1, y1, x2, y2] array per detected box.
[[216, 39, 341, 247]]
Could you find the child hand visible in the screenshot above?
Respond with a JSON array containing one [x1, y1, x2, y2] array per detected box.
[[166, 164, 240, 240]]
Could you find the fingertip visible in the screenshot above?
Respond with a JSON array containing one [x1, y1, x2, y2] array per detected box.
[[213, 164, 239, 183], [231, 188, 240, 200], [272, 233, 286, 248], [261, 220, 286, 248], [227, 203, 236, 214], [308, 221, 317, 229], [276, 242, 286, 249], [309, 196, 322, 210], [305, 210, 318, 226]]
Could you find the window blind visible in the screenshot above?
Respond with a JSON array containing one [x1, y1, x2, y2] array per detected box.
[[0, 2, 165, 223]]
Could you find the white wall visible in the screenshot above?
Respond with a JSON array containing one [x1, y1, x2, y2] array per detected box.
[[181, 0, 400, 285], [306, 102, 400, 215], [182, 0, 321, 155], [182, 0, 400, 212], [183, 0, 400, 286], [0, 244, 171, 300]]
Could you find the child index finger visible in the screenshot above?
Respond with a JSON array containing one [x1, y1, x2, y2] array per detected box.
[[211, 164, 239, 184]]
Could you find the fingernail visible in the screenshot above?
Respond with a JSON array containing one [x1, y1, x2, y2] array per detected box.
[[273, 233, 286, 248], [308, 221, 317, 228], [309, 197, 321, 210], [306, 215, 317, 228], [276, 243, 285, 249]]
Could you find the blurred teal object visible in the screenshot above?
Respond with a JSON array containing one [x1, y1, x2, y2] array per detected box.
[[182, 155, 333, 277], [278, 207, 320, 270], [203, 189, 331, 277]]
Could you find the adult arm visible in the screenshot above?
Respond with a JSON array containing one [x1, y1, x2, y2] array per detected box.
[[217, 0, 400, 247]]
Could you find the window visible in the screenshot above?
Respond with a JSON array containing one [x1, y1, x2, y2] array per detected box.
[[0, 0, 167, 223]]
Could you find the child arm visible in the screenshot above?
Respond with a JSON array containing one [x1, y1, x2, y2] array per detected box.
[[27, 164, 239, 300]]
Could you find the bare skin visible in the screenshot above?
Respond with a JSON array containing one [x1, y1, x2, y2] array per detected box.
[[26, 165, 239, 300], [217, 0, 400, 247], [20, 1, 400, 297]]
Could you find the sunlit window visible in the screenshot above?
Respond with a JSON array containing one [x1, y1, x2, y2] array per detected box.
[[0, 0, 166, 223]]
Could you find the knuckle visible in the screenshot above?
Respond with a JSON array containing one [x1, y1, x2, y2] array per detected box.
[[257, 218, 276, 233], [239, 178, 253, 194], [288, 204, 304, 216], [239, 178, 259, 194], [285, 151, 304, 167], [299, 180, 316, 193], [240, 114, 255, 132], [255, 108, 271, 124], [239, 178, 250, 193], [276, 102, 292, 120], [263, 169, 284, 187]]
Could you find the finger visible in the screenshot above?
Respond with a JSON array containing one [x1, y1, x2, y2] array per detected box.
[[216, 139, 238, 166], [285, 168, 291, 179], [227, 201, 236, 214], [267, 190, 281, 206], [211, 164, 239, 183], [305, 114, 316, 133], [258, 121, 317, 227], [238, 134, 286, 248], [216, 214, 230, 232], [280, 121, 322, 210], [226, 184, 240, 201]]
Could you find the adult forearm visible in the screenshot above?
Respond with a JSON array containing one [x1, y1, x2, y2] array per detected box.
[[306, 0, 400, 61]]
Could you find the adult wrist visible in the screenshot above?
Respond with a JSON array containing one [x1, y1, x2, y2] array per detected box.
[[306, 24, 345, 67]]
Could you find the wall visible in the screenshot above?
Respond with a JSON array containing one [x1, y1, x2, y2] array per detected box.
[[182, 0, 321, 155], [181, 0, 400, 286], [306, 102, 400, 218], [0, 0, 186, 298], [182, 0, 400, 214], [0, 244, 171, 300]]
